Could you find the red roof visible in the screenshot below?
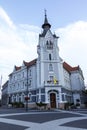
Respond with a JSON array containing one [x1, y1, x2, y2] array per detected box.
[[14, 59, 37, 72], [13, 59, 37, 72], [63, 62, 79, 73], [15, 66, 21, 71], [12, 60, 79, 73], [23, 59, 37, 67]]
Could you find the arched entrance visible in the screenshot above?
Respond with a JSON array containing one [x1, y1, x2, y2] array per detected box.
[[50, 93, 56, 108]]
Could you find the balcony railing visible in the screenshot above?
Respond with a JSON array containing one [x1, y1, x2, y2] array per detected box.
[[46, 80, 58, 85]]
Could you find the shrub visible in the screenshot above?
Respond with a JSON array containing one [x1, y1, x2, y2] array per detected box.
[[76, 103, 80, 106], [84, 101, 87, 108], [64, 102, 70, 110], [36, 102, 47, 109], [11, 102, 24, 108], [76, 99, 80, 102]]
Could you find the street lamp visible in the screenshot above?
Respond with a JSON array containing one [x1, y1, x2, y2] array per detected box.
[[25, 66, 31, 111], [25, 66, 30, 111]]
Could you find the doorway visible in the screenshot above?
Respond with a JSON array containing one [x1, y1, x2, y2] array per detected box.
[[50, 93, 56, 108]]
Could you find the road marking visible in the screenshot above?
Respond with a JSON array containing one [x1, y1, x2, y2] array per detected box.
[[0, 110, 87, 130]]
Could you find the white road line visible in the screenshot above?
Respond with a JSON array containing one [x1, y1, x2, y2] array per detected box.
[[0, 118, 39, 127], [26, 116, 87, 130]]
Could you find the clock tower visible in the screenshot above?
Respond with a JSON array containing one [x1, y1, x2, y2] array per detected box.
[[37, 11, 64, 107], [37, 11, 64, 87]]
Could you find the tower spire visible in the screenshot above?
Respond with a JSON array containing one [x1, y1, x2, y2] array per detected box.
[[45, 9, 46, 15], [42, 10, 51, 29], [44, 9, 48, 24]]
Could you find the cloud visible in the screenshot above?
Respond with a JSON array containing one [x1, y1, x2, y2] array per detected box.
[[56, 21, 87, 83], [0, 6, 16, 29], [0, 7, 40, 84]]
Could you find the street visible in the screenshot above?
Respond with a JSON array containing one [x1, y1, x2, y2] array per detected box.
[[0, 108, 87, 130]]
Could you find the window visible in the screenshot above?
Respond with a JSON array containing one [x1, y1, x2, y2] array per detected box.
[[46, 40, 53, 49], [29, 80, 31, 86], [62, 94, 65, 101], [30, 70, 31, 76], [14, 76, 15, 80], [22, 82, 24, 89], [17, 74, 21, 79], [32, 96, 36, 102], [49, 64, 53, 71], [22, 72, 24, 78], [50, 41, 53, 49], [49, 54, 51, 60], [46, 40, 49, 45], [62, 94, 66, 101], [49, 75, 54, 81], [13, 85, 15, 91], [17, 83, 19, 90]]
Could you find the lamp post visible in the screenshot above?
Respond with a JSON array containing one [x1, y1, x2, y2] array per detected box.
[[25, 66, 30, 111]]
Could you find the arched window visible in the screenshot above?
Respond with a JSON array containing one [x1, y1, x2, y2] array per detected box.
[[46, 40, 49, 45], [46, 40, 53, 49], [50, 41, 53, 49]]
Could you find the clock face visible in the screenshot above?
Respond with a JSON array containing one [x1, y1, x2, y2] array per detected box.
[[46, 40, 53, 50]]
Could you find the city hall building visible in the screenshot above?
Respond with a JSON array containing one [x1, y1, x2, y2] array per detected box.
[[8, 13, 85, 109]]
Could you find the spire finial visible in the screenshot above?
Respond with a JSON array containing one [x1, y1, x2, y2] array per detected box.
[[44, 9, 47, 16], [44, 9, 48, 24]]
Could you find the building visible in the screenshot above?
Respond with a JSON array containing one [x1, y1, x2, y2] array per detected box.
[[7, 13, 85, 109], [1, 80, 8, 105]]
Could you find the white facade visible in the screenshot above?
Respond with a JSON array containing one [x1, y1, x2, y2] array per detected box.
[[8, 13, 85, 109]]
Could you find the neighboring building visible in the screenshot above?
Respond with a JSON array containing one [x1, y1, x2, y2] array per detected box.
[[63, 62, 85, 105], [7, 13, 85, 109], [1, 80, 8, 105]]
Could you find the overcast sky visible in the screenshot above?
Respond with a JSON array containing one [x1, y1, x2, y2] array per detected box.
[[0, 0, 87, 85]]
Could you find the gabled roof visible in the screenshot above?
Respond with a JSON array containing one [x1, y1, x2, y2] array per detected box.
[[23, 59, 37, 67], [9, 59, 37, 76], [15, 66, 21, 71], [63, 62, 79, 73]]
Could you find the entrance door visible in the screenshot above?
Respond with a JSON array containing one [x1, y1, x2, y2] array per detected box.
[[50, 93, 56, 108]]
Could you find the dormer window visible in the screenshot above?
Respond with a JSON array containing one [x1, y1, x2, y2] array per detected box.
[[46, 40, 53, 50]]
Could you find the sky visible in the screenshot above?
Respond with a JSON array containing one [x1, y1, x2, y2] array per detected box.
[[0, 0, 87, 86]]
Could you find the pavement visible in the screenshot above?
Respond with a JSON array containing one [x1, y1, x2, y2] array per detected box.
[[0, 108, 87, 130]]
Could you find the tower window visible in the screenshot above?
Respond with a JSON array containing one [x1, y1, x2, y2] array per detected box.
[[49, 63, 53, 71], [49, 75, 54, 81], [46, 40, 53, 49], [46, 40, 49, 45], [49, 54, 51, 60]]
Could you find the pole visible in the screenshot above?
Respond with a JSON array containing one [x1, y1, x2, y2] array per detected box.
[[26, 66, 28, 111]]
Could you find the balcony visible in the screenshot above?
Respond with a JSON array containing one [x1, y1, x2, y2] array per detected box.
[[44, 80, 58, 85]]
